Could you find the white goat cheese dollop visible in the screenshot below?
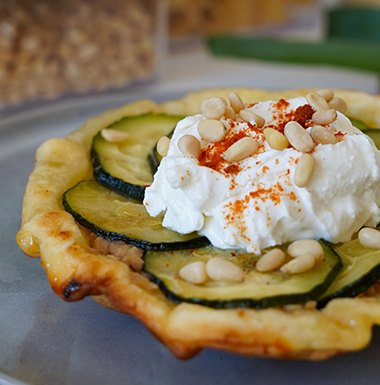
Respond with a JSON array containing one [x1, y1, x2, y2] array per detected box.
[[143, 97, 380, 254]]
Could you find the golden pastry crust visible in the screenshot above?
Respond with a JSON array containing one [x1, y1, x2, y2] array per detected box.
[[16, 88, 380, 360]]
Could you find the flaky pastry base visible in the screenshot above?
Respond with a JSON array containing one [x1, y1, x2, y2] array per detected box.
[[16, 88, 380, 360]]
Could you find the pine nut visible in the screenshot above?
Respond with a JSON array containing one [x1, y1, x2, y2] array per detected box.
[[206, 257, 244, 283], [179, 261, 208, 284], [224, 137, 258, 163], [283, 304, 303, 312], [304, 300, 317, 310], [263, 128, 289, 151], [239, 109, 265, 128], [294, 154, 315, 187], [316, 89, 334, 102], [284, 121, 314, 152], [280, 254, 315, 274], [256, 248, 285, 272], [358, 227, 380, 249], [101, 128, 129, 143], [201, 97, 226, 120], [229, 92, 245, 113], [157, 136, 170, 157], [328, 97, 347, 114], [220, 97, 228, 106], [312, 109, 337, 125], [287, 239, 324, 262], [310, 125, 336, 145], [224, 105, 236, 120], [198, 119, 226, 142], [178, 135, 201, 159], [306, 92, 329, 111]]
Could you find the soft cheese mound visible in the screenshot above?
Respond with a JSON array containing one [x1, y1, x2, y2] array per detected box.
[[144, 97, 380, 254]]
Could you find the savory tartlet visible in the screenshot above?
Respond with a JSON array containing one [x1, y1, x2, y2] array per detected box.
[[16, 88, 380, 359]]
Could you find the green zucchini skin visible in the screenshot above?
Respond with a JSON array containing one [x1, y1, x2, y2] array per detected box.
[[318, 265, 380, 309], [91, 147, 145, 201], [63, 180, 210, 252], [318, 237, 380, 307], [349, 117, 369, 130], [91, 114, 183, 202], [147, 144, 162, 176], [147, 129, 175, 175], [347, 117, 380, 149], [361, 129, 380, 150], [143, 241, 342, 309]]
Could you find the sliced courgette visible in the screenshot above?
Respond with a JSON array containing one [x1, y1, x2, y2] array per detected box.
[[147, 129, 174, 175], [361, 129, 380, 149], [347, 117, 380, 148], [143, 241, 342, 309], [349, 117, 369, 130], [318, 236, 380, 306], [91, 114, 183, 201], [63, 180, 209, 251]]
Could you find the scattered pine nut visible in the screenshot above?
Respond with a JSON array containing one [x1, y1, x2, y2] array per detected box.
[[316, 89, 334, 102], [280, 254, 315, 274], [328, 97, 347, 114], [310, 125, 336, 145], [178, 135, 201, 159], [283, 304, 303, 312], [157, 136, 170, 157], [284, 121, 314, 153], [179, 261, 208, 284], [263, 128, 289, 151], [304, 300, 317, 310], [306, 92, 329, 111], [239, 109, 265, 128], [287, 239, 324, 262], [256, 248, 285, 272], [229, 92, 245, 113], [198, 119, 226, 142], [294, 153, 315, 187], [101, 128, 129, 143], [312, 109, 337, 125], [224, 105, 236, 120], [201, 97, 226, 120], [224, 137, 258, 163], [358, 227, 380, 249], [206, 257, 244, 283], [220, 97, 228, 106]]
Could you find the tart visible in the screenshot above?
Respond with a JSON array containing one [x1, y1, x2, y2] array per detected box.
[[16, 88, 380, 360]]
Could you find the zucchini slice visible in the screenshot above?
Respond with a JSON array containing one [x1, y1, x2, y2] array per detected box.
[[361, 129, 380, 149], [318, 237, 380, 306], [347, 117, 380, 148], [147, 129, 174, 175], [143, 241, 342, 309], [147, 142, 163, 175], [349, 117, 369, 130], [91, 114, 183, 201], [63, 180, 209, 251]]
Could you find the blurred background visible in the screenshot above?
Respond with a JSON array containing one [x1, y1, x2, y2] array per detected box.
[[0, 0, 379, 111]]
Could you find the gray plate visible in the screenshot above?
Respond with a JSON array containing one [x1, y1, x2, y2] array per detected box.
[[1, 89, 380, 385]]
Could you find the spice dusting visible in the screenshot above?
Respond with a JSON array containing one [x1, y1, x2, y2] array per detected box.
[[293, 104, 315, 127]]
